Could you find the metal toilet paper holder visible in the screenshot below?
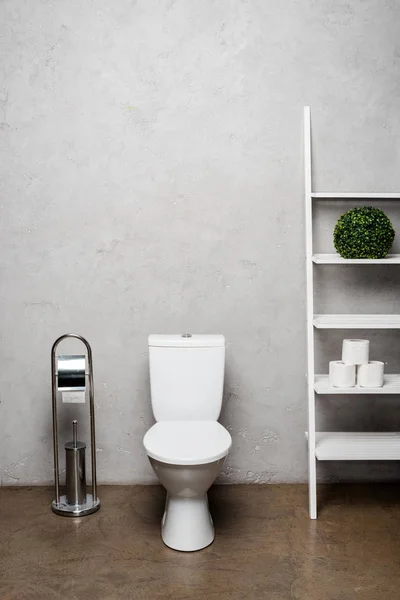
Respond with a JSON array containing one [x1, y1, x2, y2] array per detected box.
[[51, 334, 100, 517]]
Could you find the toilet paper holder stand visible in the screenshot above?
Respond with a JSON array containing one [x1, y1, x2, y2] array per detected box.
[[51, 333, 100, 517]]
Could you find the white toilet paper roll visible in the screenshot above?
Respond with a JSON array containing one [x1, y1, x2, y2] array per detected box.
[[342, 339, 369, 365], [357, 361, 384, 388], [329, 361, 356, 388]]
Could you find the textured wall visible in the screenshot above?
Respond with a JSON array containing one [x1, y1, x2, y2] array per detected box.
[[1, 0, 400, 485]]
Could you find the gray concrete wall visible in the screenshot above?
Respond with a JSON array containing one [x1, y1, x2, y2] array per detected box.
[[1, 0, 400, 485]]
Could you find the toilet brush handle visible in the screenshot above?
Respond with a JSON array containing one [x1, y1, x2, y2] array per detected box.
[[73, 420, 77, 448]]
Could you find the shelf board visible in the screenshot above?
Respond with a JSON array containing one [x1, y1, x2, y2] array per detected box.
[[314, 374, 400, 394], [312, 253, 400, 264], [307, 432, 400, 461], [311, 192, 400, 199], [313, 314, 400, 329]]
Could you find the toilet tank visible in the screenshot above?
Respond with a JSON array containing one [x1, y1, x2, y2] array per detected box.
[[148, 334, 225, 421]]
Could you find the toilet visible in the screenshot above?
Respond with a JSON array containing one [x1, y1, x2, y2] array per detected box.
[[143, 334, 232, 552]]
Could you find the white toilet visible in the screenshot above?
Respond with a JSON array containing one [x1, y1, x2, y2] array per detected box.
[[143, 334, 232, 552]]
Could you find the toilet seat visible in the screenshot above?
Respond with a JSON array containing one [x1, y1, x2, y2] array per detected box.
[[144, 420, 232, 466]]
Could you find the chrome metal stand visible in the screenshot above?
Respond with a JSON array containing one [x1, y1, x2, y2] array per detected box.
[[51, 334, 100, 517]]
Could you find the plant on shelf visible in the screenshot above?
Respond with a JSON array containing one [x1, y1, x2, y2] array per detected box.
[[334, 206, 395, 259]]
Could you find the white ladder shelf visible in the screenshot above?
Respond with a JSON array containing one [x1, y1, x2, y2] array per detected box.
[[304, 106, 400, 519]]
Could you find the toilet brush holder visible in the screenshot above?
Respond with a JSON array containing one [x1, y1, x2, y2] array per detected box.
[[65, 420, 87, 506], [51, 334, 100, 517]]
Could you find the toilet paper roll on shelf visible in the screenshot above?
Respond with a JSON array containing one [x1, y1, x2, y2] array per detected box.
[[342, 339, 369, 365], [329, 361, 356, 388], [57, 355, 86, 403], [357, 361, 384, 388]]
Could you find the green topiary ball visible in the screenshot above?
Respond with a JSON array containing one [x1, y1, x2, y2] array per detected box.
[[334, 206, 395, 259]]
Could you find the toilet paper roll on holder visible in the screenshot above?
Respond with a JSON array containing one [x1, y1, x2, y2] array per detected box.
[[51, 333, 100, 517]]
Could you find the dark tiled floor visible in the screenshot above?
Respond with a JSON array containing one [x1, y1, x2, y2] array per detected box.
[[1, 484, 400, 599]]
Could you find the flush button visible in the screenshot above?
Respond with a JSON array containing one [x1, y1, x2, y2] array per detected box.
[[182, 333, 192, 338]]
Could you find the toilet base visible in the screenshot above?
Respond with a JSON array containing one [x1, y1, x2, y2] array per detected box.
[[161, 493, 214, 552]]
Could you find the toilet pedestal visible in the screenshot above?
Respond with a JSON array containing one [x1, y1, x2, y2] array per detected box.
[[162, 494, 214, 552]]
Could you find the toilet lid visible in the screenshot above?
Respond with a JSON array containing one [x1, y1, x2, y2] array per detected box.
[[143, 421, 232, 466]]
